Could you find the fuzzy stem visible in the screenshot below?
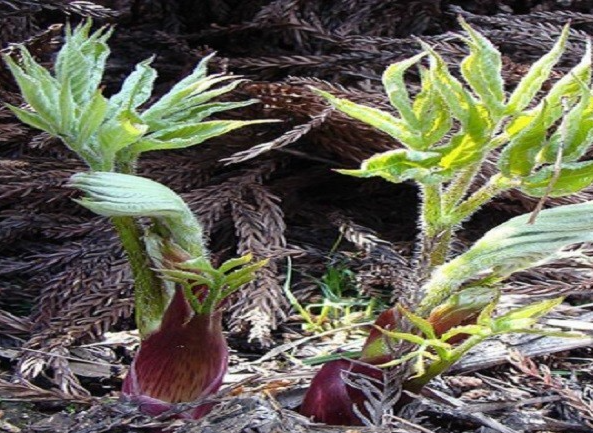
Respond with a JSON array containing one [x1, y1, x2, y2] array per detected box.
[[111, 216, 166, 337], [419, 183, 451, 272], [442, 163, 481, 213], [450, 174, 515, 225]]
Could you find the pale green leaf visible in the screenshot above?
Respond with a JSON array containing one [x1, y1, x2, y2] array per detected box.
[[382, 52, 427, 127], [3, 53, 60, 128], [499, 102, 549, 177], [458, 17, 505, 118], [108, 56, 157, 117], [492, 298, 563, 334], [506, 24, 569, 114], [55, 20, 112, 105], [541, 85, 593, 163], [413, 67, 452, 148], [314, 89, 422, 148], [5, 104, 56, 135], [336, 148, 444, 184], [77, 91, 109, 145], [431, 200, 593, 294], [131, 120, 271, 153]]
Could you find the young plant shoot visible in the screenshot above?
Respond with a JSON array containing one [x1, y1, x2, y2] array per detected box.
[[302, 19, 592, 425], [5, 21, 269, 418]]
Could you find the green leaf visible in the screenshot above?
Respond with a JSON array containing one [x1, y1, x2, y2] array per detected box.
[[412, 67, 452, 149], [432, 200, 593, 293], [96, 112, 149, 166], [521, 161, 593, 197], [55, 20, 112, 106], [77, 91, 109, 145], [506, 24, 569, 114], [313, 88, 422, 149], [58, 79, 75, 136], [541, 86, 593, 163], [382, 52, 427, 127], [540, 40, 592, 125], [70, 172, 205, 257], [423, 42, 486, 131], [438, 127, 488, 171], [398, 305, 437, 339], [165, 100, 258, 125], [222, 259, 268, 293], [337, 148, 445, 184], [218, 253, 254, 274], [141, 71, 240, 127], [499, 102, 549, 177], [3, 53, 60, 128], [492, 298, 563, 333], [458, 17, 505, 118], [108, 56, 157, 117], [5, 104, 56, 134], [131, 120, 270, 153]]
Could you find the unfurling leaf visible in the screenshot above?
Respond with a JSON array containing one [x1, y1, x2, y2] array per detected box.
[[69, 172, 206, 258], [382, 52, 427, 127], [131, 120, 272, 154], [337, 148, 444, 184], [313, 88, 423, 148], [426, 200, 593, 303], [491, 298, 564, 333], [505, 24, 570, 114], [458, 17, 505, 118]]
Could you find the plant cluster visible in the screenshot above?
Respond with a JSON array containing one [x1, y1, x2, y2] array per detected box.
[[4, 20, 268, 418], [301, 18, 593, 424], [4, 17, 593, 426]]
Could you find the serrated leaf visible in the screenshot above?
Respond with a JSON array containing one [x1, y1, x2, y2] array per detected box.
[[5, 104, 56, 135], [131, 120, 270, 153], [58, 79, 75, 135], [218, 253, 253, 274], [141, 72, 238, 126], [55, 20, 112, 106], [423, 42, 485, 131], [3, 53, 60, 128], [541, 86, 593, 163], [413, 67, 452, 148], [506, 24, 569, 114], [540, 40, 592, 125], [313, 88, 422, 149], [77, 91, 109, 145], [337, 148, 444, 184], [458, 17, 505, 118], [166, 100, 258, 125], [521, 161, 593, 197], [398, 305, 437, 339], [499, 102, 549, 177], [108, 56, 157, 117], [492, 298, 563, 333], [382, 52, 427, 127]]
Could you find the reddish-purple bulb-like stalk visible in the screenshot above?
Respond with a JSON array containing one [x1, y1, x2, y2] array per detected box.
[[301, 288, 495, 425], [122, 288, 228, 419]]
